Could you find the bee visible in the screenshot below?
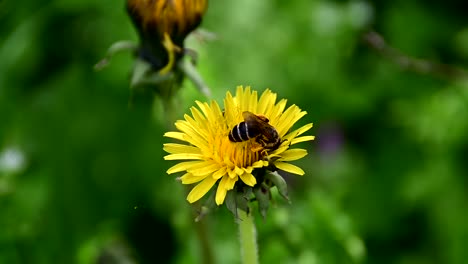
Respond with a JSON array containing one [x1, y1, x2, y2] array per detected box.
[[229, 111, 281, 152]]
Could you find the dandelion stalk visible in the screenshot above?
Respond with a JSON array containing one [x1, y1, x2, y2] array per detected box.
[[237, 209, 259, 264], [194, 218, 215, 264]]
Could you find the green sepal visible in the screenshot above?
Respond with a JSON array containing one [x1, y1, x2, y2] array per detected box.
[[194, 190, 217, 222], [177, 57, 211, 97], [265, 171, 290, 203], [130, 58, 175, 89], [225, 191, 237, 217], [253, 183, 271, 219], [225, 186, 251, 218], [94, 40, 138, 70]]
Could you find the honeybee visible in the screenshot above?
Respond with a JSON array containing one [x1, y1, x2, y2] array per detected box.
[[229, 111, 281, 152]]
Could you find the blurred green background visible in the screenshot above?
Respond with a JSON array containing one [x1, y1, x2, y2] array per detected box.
[[1, 0, 468, 263]]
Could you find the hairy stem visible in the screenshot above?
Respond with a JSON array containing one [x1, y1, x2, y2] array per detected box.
[[237, 209, 259, 264]]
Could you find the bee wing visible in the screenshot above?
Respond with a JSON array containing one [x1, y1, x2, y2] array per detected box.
[[242, 111, 273, 134], [243, 111, 270, 123], [242, 111, 258, 121]]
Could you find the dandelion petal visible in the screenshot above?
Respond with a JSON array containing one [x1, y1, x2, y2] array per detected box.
[[180, 173, 206, 184], [215, 176, 229, 205], [275, 162, 305, 176], [167, 161, 202, 174], [212, 167, 227, 179], [291, 135, 315, 145], [163, 143, 201, 154], [239, 172, 256, 186], [164, 132, 186, 141], [164, 153, 204, 160], [277, 149, 308, 162], [187, 176, 217, 203], [188, 162, 219, 176]]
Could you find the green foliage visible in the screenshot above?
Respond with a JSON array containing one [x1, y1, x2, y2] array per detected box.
[[1, 0, 468, 263]]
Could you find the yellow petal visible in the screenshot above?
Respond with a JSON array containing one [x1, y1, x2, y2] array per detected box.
[[190, 107, 207, 126], [215, 175, 229, 205], [167, 161, 202, 174], [188, 162, 220, 176], [267, 99, 287, 123], [275, 162, 305, 175], [187, 176, 218, 203], [294, 123, 313, 137], [234, 166, 244, 176], [276, 107, 306, 136], [283, 123, 313, 142], [243, 167, 253, 174], [238, 86, 250, 111], [268, 144, 289, 156], [223, 91, 238, 125], [251, 160, 266, 168], [248, 90, 258, 113], [227, 168, 237, 178], [225, 175, 237, 190], [267, 153, 282, 159], [274, 105, 298, 128], [164, 153, 204, 160], [277, 149, 308, 162], [258, 89, 276, 115], [163, 143, 201, 154], [195, 101, 214, 124], [180, 173, 206, 184], [185, 114, 208, 135], [164, 132, 186, 141], [212, 167, 227, 179], [291, 135, 315, 145], [215, 174, 237, 205], [194, 101, 208, 116], [210, 100, 224, 120], [175, 121, 207, 148], [239, 172, 256, 186]]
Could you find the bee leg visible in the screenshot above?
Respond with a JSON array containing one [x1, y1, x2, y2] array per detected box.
[[250, 142, 264, 152]]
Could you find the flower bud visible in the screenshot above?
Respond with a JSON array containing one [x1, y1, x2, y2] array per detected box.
[[126, 0, 208, 70]]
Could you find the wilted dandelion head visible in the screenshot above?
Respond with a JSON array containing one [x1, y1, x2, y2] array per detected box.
[[124, 0, 209, 104], [127, 0, 207, 43]]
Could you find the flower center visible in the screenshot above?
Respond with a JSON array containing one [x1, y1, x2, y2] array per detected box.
[[208, 129, 262, 169]]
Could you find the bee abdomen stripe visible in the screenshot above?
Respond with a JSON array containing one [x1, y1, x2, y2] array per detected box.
[[228, 130, 236, 142], [229, 124, 243, 142], [238, 122, 250, 141]]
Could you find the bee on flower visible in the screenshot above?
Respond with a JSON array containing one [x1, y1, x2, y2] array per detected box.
[[163, 86, 315, 217]]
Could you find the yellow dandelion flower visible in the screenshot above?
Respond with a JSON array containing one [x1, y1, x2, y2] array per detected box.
[[163, 86, 315, 206]]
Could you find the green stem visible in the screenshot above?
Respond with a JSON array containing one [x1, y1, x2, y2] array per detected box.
[[185, 186, 215, 264], [237, 209, 259, 264], [193, 219, 215, 264]]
